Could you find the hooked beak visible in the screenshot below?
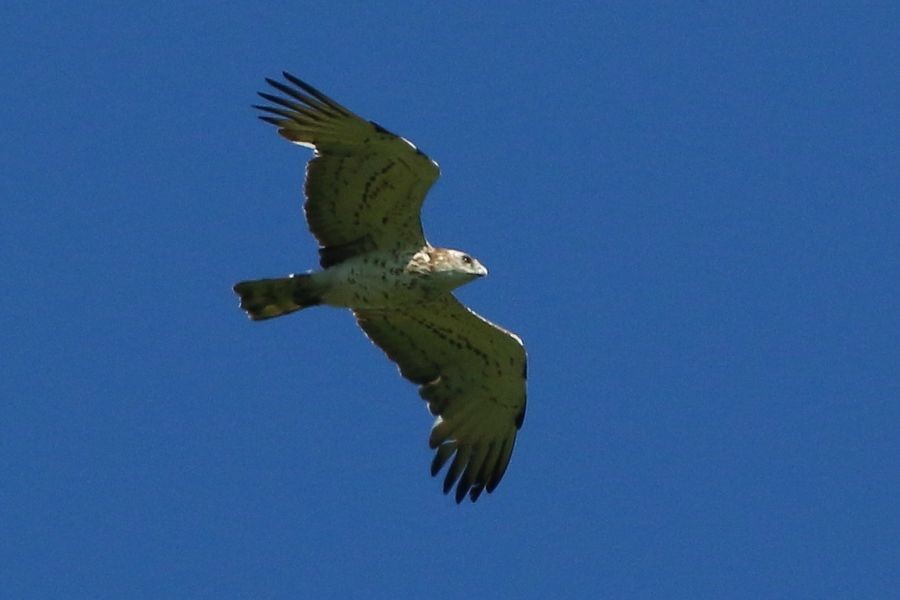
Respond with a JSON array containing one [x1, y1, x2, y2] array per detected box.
[[475, 263, 488, 277]]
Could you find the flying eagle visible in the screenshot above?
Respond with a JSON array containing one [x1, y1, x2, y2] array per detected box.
[[234, 73, 527, 503]]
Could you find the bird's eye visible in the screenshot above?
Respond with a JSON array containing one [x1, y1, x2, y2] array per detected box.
[[461, 255, 472, 264]]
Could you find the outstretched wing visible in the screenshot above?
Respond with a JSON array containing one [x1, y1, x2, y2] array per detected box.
[[354, 296, 527, 503], [255, 73, 441, 267]]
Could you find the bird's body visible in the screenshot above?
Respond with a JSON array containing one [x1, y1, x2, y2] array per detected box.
[[319, 250, 428, 309], [236, 247, 485, 314], [234, 73, 526, 502]]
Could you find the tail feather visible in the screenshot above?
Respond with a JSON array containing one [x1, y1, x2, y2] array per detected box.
[[233, 273, 325, 320]]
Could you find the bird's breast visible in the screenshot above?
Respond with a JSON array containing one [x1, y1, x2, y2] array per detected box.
[[319, 251, 439, 309]]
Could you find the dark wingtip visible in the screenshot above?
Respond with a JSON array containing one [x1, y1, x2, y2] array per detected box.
[[257, 116, 282, 126], [282, 71, 310, 90], [442, 451, 467, 497], [430, 454, 443, 477], [257, 91, 284, 105], [455, 478, 474, 504], [279, 72, 349, 116], [282, 71, 312, 94], [486, 466, 506, 494], [469, 485, 484, 502], [430, 443, 454, 477]]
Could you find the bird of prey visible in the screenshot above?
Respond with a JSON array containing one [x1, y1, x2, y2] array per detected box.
[[233, 73, 527, 503]]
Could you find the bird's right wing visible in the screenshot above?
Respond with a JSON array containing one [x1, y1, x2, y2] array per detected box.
[[255, 73, 441, 267]]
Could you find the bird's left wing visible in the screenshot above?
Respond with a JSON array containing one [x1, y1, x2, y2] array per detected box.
[[354, 296, 527, 503], [255, 73, 441, 267]]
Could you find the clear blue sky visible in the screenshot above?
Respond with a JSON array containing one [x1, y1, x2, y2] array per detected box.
[[3, 3, 898, 598]]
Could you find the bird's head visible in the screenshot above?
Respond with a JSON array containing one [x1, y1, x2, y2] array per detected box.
[[422, 248, 487, 290]]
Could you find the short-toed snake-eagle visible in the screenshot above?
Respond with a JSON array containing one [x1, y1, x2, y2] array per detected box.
[[234, 73, 527, 503]]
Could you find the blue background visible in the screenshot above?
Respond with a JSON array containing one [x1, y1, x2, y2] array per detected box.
[[3, 3, 898, 598]]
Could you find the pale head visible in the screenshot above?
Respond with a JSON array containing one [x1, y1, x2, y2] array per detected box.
[[418, 247, 488, 291]]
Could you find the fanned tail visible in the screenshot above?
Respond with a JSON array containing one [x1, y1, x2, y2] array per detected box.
[[233, 273, 325, 320]]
